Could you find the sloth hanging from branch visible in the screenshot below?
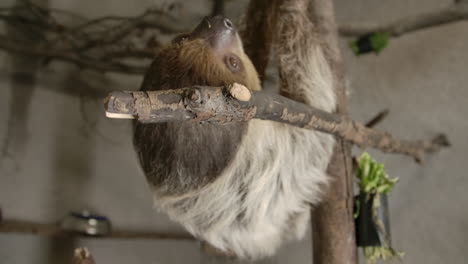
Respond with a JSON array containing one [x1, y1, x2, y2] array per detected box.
[[132, 12, 336, 259], [103, 1, 449, 261], [0, 0, 451, 261]]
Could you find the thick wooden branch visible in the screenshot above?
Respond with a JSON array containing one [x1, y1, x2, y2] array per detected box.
[[309, 1, 356, 263], [339, 0, 468, 37], [104, 84, 449, 162], [211, 0, 225, 16]]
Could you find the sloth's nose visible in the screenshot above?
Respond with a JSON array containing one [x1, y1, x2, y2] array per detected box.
[[190, 15, 237, 45], [208, 15, 235, 31], [223, 18, 233, 29]]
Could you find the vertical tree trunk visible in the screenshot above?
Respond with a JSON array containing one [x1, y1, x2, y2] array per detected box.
[[310, 1, 357, 264], [241, 0, 278, 84]]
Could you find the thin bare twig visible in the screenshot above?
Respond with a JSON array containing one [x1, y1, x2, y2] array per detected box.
[[0, 34, 148, 74], [365, 109, 390, 128], [339, 0, 468, 37], [0, 1, 178, 74]]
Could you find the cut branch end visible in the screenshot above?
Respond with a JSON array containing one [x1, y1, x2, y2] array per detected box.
[[228, 83, 252, 102]]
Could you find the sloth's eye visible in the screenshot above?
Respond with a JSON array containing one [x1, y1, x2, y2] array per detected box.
[[225, 55, 241, 72]]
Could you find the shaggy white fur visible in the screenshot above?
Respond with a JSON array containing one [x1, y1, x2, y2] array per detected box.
[[152, 42, 336, 261], [155, 122, 335, 258]]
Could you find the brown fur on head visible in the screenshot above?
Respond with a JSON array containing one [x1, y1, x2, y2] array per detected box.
[[136, 16, 261, 194], [141, 16, 260, 92]]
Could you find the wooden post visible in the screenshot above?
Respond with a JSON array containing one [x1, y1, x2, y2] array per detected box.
[[311, 1, 357, 264]]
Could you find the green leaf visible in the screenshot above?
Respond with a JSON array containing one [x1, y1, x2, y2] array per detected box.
[[369, 32, 390, 53], [355, 152, 398, 195]]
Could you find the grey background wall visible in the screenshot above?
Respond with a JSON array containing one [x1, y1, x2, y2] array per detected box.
[[0, 0, 466, 263]]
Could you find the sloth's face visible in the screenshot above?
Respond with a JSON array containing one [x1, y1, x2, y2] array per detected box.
[[169, 16, 261, 91]]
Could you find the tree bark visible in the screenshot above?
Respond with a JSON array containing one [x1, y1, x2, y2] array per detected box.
[[311, 0, 356, 263], [240, 0, 278, 84], [104, 85, 447, 162]]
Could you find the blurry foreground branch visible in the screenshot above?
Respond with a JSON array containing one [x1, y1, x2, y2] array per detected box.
[[0, 218, 194, 240], [104, 84, 449, 163]]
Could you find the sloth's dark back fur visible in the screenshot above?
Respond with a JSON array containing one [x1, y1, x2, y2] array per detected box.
[[133, 39, 260, 194]]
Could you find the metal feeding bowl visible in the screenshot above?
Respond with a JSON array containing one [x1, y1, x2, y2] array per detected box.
[[60, 211, 112, 236]]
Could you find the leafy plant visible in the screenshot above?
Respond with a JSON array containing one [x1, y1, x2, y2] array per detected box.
[[356, 152, 398, 194], [355, 152, 404, 264]]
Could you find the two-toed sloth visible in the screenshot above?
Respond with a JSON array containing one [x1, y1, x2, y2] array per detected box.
[[134, 15, 336, 259]]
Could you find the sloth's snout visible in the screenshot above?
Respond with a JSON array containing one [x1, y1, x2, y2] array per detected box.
[[195, 15, 236, 35]]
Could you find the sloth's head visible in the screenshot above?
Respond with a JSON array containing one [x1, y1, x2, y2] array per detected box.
[[157, 16, 261, 91]]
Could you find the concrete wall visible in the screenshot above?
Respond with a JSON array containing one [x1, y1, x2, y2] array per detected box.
[[0, 0, 466, 263], [337, 1, 468, 263]]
